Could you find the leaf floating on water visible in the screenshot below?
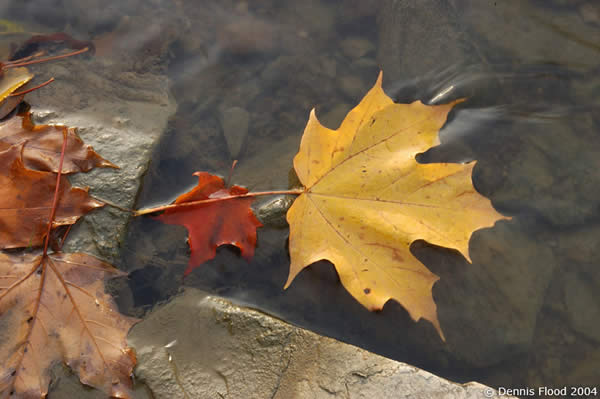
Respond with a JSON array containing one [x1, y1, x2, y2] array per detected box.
[[155, 172, 263, 276], [285, 72, 510, 340]]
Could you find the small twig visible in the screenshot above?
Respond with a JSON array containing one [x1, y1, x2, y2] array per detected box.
[[134, 188, 305, 216], [4, 53, 38, 65], [58, 225, 72, 251], [9, 77, 54, 96], [225, 159, 238, 187], [91, 196, 134, 214], [3, 47, 89, 69]]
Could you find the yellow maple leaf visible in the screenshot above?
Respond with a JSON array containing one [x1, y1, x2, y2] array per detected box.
[[285, 72, 509, 340], [0, 67, 33, 118], [0, 67, 32, 100]]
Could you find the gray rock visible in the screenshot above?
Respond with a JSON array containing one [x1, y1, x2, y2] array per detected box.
[[377, 0, 598, 86], [560, 347, 600, 389], [565, 272, 600, 342], [435, 222, 559, 367], [458, 0, 600, 68], [555, 223, 600, 264], [572, 71, 600, 107], [492, 114, 600, 226], [338, 74, 370, 100], [217, 16, 278, 55], [340, 37, 375, 60], [336, 0, 381, 24], [26, 56, 176, 263], [232, 131, 300, 191], [128, 288, 514, 399], [320, 56, 338, 79], [377, 0, 477, 89], [219, 79, 262, 111], [579, 2, 600, 25], [255, 195, 296, 228], [260, 55, 296, 83], [220, 106, 250, 159], [547, 0, 586, 6], [351, 57, 380, 75], [283, 0, 336, 40], [320, 103, 353, 129], [46, 363, 152, 399]]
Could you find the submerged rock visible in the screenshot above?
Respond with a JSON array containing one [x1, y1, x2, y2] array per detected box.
[[217, 16, 279, 55], [255, 195, 296, 228], [340, 37, 375, 60], [565, 272, 600, 343], [377, 0, 477, 93]]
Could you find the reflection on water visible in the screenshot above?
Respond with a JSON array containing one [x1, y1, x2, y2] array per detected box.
[[2, 0, 599, 396]]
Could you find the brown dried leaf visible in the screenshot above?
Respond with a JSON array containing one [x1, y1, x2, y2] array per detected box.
[[0, 144, 103, 249], [0, 251, 138, 398], [0, 112, 116, 174]]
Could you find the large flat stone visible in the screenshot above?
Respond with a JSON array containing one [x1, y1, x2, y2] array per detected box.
[[128, 288, 513, 399], [25, 56, 176, 263]]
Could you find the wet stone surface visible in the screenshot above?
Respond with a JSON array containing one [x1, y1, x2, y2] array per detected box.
[[128, 288, 515, 399], [255, 195, 296, 228], [25, 56, 176, 264]]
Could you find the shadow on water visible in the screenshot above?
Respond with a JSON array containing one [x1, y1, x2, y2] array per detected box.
[[1, 0, 599, 394]]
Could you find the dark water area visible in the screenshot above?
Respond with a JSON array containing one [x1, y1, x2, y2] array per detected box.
[[2, 0, 599, 397]]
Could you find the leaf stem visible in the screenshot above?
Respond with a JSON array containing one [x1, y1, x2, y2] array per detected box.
[[134, 188, 305, 216], [3, 47, 89, 69], [43, 128, 68, 256], [225, 160, 238, 187], [91, 195, 134, 213], [9, 77, 55, 96]]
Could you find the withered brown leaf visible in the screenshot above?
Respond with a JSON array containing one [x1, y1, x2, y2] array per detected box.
[[0, 112, 116, 174], [0, 251, 138, 398], [0, 144, 103, 249]]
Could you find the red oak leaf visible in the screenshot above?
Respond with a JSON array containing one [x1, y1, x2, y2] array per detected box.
[[156, 172, 263, 275]]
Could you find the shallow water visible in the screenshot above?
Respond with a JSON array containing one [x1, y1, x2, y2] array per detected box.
[[2, 0, 600, 396]]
